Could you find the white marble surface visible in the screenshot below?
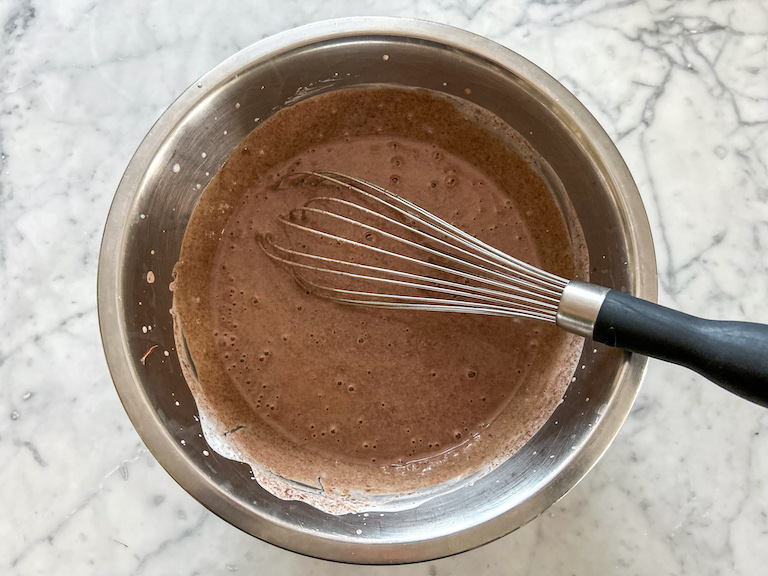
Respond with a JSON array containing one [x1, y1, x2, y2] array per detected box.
[[1, 0, 767, 574]]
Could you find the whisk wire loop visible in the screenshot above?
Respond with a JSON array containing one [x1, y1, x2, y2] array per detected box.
[[260, 171, 570, 323]]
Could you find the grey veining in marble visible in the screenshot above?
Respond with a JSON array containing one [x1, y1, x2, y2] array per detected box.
[[1, 0, 767, 574]]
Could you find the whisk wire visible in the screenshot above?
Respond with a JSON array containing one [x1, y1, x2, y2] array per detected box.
[[261, 171, 570, 322], [262, 234, 560, 314], [309, 171, 567, 290], [278, 204, 562, 305]]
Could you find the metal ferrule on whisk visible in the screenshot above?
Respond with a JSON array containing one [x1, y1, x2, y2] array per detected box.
[[555, 280, 609, 338]]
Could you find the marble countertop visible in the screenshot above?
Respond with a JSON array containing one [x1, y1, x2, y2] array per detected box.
[[2, 1, 767, 574]]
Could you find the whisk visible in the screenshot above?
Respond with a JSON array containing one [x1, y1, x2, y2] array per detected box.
[[260, 171, 768, 407]]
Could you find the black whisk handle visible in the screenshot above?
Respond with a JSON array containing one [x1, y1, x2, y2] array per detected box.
[[592, 290, 768, 407]]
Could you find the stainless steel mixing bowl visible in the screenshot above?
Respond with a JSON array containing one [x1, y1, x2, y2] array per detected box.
[[98, 18, 656, 564]]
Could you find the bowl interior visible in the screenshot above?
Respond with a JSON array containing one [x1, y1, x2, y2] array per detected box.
[[100, 20, 654, 564]]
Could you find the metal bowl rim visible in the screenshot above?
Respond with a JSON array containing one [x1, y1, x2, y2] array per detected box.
[[97, 16, 657, 564]]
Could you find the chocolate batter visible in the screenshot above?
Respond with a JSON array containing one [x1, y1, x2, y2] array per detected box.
[[172, 87, 586, 508]]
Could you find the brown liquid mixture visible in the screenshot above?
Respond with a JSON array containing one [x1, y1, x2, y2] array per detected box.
[[172, 87, 585, 504]]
